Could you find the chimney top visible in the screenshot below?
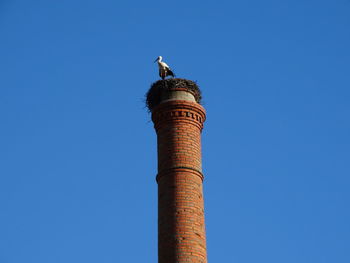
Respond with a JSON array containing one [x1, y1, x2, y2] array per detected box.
[[146, 78, 202, 112]]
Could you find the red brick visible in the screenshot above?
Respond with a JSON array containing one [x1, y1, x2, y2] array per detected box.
[[152, 99, 207, 263]]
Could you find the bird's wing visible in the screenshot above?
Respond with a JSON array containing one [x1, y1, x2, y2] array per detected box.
[[167, 69, 175, 77], [159, 61, 175, 77], [160, 61, 170, 68]]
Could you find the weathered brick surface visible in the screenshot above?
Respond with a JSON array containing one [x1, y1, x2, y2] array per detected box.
[[152, 99, 207, 263]]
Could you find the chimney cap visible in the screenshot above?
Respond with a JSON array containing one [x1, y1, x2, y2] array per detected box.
[[146, 78, 202, 112]]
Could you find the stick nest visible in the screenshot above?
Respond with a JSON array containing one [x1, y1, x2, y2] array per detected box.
[[146, 78, 201, 111]]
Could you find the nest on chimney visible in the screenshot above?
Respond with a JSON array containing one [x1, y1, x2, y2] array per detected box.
[[146, 78, 202, 112]]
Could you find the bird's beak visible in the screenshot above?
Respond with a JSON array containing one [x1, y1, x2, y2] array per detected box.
[[154, 58, 158, 63]]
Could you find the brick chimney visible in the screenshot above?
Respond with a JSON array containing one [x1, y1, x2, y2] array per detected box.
[[147, 79, 207, 263]]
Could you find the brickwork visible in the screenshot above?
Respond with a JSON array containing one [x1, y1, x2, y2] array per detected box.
[[152, 97, 207, 263]]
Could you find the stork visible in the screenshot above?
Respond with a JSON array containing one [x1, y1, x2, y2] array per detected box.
[[154, 56, 175, 80]]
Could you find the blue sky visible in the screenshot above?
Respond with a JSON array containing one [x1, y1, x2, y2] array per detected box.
[[1, 0, 349, 262]]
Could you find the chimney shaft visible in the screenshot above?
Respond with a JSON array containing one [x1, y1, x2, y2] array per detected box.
[[149, 80, 207, 263]]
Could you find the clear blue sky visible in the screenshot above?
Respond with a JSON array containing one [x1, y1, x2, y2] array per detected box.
[[1, 1, 349, 262]]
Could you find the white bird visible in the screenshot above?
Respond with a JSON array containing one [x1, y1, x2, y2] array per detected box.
[[154, 56, 175, 80]]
